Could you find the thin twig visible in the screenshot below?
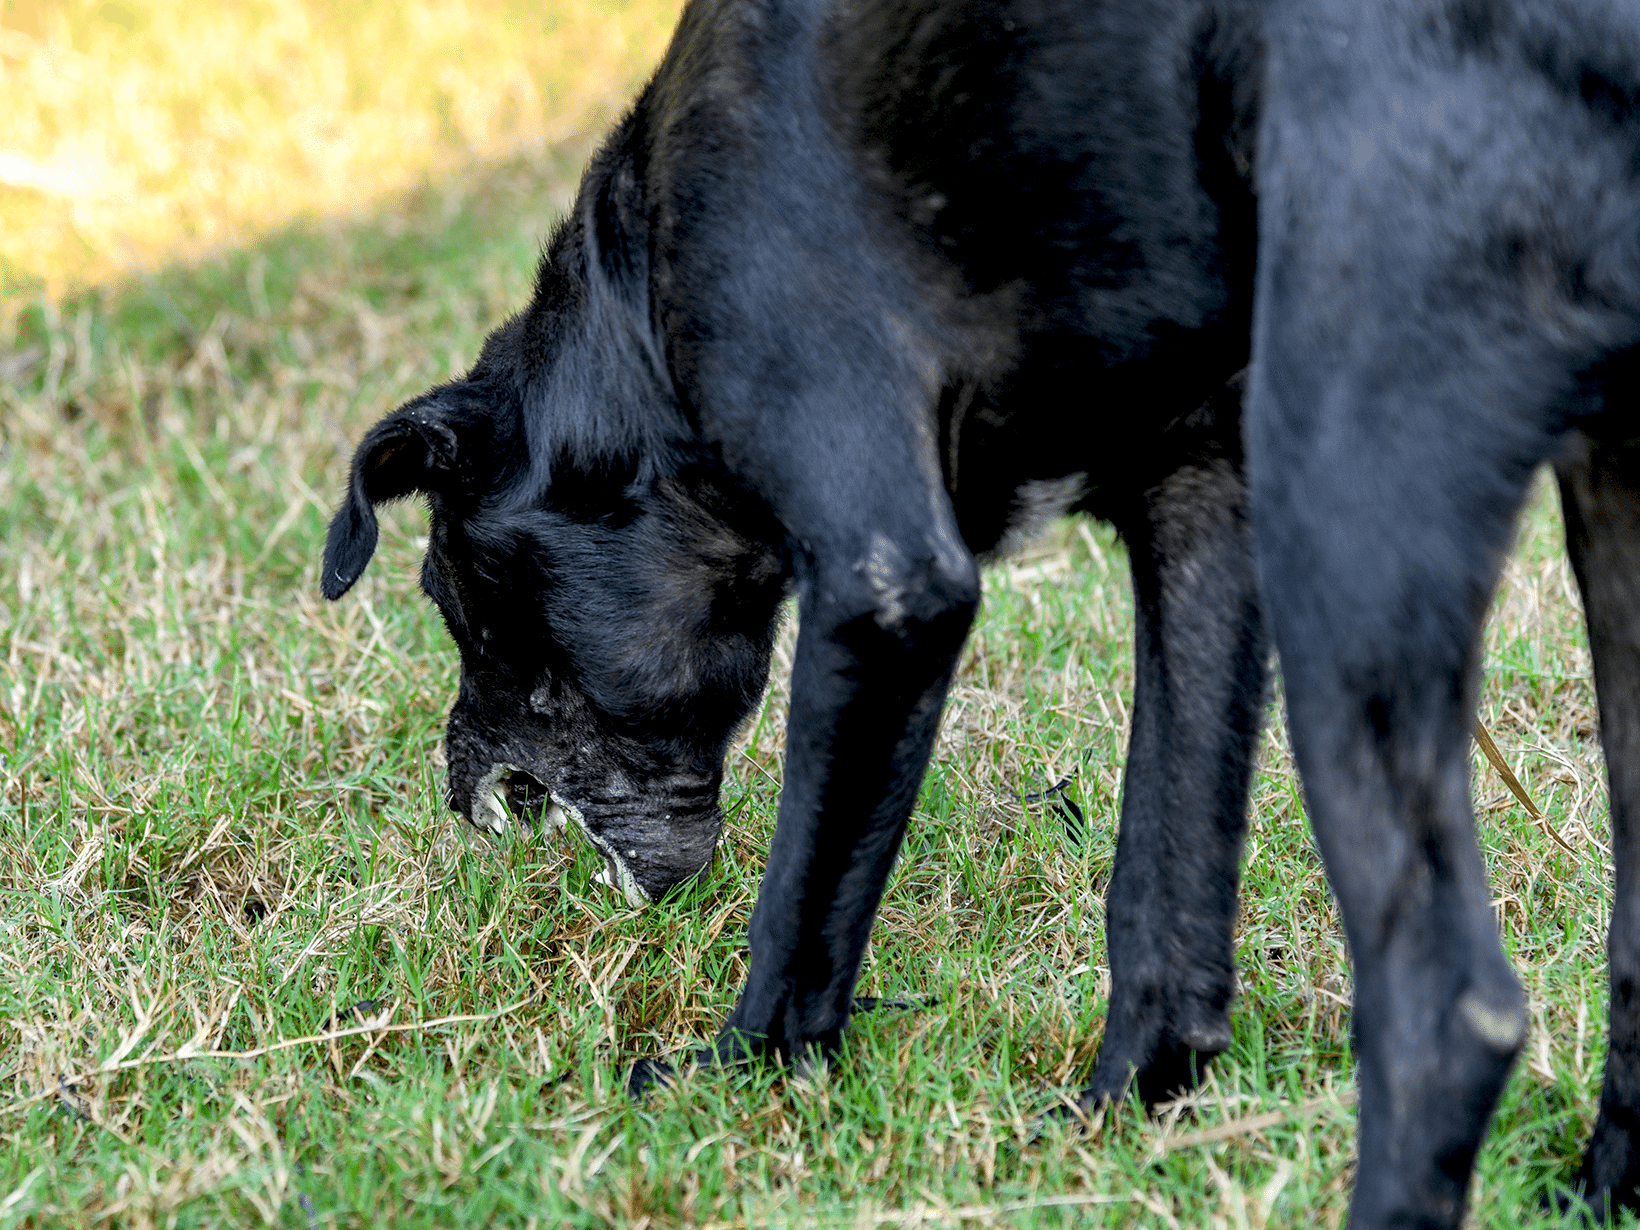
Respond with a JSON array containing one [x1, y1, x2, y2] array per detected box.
[[1474, 720, 1577, 856]]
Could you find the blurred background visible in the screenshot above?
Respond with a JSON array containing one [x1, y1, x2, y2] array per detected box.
[[1, 0, 681, 303]]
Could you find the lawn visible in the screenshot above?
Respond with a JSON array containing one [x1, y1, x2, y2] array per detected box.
[[0, 3, 1622, 1226]]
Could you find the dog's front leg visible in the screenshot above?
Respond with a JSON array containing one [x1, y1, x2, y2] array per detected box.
[[630, 529, 979, 1091], [1081, 391, 1268, 1112], [720, 561, 976, 1065]]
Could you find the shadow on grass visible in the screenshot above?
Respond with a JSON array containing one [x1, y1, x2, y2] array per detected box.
[[4, 142, 588, 431]]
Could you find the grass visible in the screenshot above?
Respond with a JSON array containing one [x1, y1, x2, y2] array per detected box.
[[0, 3, 1626, 1227]]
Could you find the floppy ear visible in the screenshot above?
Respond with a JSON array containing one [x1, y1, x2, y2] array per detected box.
[[322, 399, 459, 599]]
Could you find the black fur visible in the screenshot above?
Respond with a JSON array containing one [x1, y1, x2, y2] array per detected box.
[[323, 0, 1640, 1224]]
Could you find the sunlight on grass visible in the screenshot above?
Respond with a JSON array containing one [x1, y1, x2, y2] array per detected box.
[[0, 0, 682, 311]]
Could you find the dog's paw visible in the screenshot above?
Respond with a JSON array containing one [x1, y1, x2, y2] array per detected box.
[[627, 1056, 678, 1098]]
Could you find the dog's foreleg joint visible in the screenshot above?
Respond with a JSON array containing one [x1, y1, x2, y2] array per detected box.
[[853, 530, 979, 634]]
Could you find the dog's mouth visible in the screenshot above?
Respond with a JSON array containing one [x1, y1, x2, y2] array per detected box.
[[461, 761, 652, 907], [501, 767, 558, 825], [465, 762, 568, 835]]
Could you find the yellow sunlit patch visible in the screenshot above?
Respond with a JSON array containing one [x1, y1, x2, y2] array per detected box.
[[0, 0, 683, 301]]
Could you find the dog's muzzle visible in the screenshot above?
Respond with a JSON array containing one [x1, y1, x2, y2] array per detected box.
[[453, 761, 723, 907]]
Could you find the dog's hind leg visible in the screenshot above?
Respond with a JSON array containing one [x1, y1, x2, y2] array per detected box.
[[1246, 379, 1536, 1227], [1081, 384, 1268, 1110], [1233, 19, 1640, 1216], [1559, 439, 1640, 1218]]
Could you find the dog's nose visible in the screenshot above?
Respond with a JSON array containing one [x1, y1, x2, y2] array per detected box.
[[446, 792, 461, 814]]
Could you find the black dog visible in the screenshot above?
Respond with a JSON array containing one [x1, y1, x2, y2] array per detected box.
[[322, 0, 1640, 1223]]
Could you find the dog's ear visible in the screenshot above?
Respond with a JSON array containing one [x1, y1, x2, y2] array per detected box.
[[322, 398, 459, 600]]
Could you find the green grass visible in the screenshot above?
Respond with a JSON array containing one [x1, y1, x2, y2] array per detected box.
[[0, 9, 1627, 1229]]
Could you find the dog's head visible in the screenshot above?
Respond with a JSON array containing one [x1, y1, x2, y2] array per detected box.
[[321, 257, 788, 904]]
